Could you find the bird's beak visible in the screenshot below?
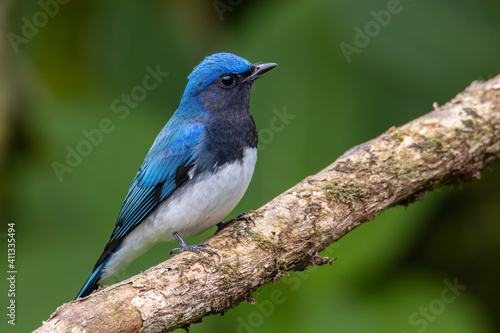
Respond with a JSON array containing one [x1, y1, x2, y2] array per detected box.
[[245, 62, 278, 82]]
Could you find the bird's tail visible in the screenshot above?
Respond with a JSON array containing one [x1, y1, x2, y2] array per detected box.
[[76, 241, 123, 299], [75, 260, 107, 299]]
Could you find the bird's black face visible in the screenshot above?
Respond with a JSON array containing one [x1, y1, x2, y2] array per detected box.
[[203, 63, 277, 115], [203, 72, 253, 114]]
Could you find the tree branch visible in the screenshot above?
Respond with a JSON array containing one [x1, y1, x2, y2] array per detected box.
[[35, 75, 500, 333]]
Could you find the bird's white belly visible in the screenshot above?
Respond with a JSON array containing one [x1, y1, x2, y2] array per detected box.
[[148, 147, 257, 239], [100, 147, 257, 281]]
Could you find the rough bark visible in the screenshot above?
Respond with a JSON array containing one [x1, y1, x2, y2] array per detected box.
[[35, 75, 500, 333]]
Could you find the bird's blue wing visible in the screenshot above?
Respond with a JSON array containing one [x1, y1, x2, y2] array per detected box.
[[93, 121, 204, 269]]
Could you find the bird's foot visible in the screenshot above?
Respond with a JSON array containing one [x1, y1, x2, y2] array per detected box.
[[215, 212, 254, 234], [170, 232, 220, 260]]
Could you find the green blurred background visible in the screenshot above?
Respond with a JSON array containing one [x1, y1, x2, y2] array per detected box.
[[1, 0, 500, 332]]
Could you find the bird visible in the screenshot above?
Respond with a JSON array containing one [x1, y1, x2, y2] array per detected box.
[[75, 52, 277, 299]]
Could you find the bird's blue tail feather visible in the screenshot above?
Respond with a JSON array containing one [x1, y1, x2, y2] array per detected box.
[[76, 239, 122, 299], [75, 260, 106, 299]]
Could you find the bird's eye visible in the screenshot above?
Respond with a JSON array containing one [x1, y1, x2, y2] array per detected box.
[[220, 74, 235, 87]]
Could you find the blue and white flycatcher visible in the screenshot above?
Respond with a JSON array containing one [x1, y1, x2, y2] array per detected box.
[[76, 53, 277, 299]]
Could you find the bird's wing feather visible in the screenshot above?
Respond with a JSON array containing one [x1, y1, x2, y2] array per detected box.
[[93, 122, 204, 269]]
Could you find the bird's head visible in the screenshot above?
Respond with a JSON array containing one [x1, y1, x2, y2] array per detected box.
[[180, 53, 277, 114]]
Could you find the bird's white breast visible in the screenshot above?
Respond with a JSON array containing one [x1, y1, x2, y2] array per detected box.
[[101, 147, 257, 281]]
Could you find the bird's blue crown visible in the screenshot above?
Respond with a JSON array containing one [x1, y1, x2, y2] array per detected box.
[[186, 52, 252, 92]]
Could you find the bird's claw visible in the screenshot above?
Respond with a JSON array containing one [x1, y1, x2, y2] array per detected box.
[[215, 212, 254, 234], [215, 221, 231, 233], [170, 232, 220, 260]]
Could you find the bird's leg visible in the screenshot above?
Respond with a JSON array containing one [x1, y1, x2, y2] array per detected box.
[[215, 212, 254, 234], [170, 232, 220, 260]]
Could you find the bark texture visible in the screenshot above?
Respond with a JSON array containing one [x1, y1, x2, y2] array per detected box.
[[35, 75, 500, 333]]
